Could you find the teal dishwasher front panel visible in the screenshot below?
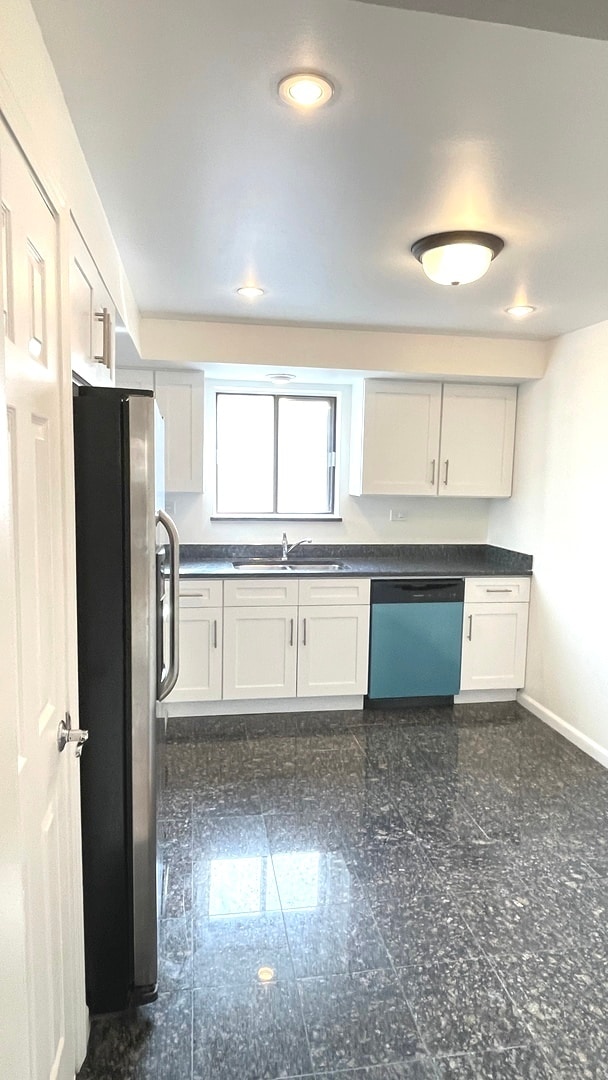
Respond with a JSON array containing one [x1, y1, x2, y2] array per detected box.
[[369, 601, 463, 698]]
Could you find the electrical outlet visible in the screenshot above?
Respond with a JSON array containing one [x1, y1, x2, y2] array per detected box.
[[390, 509, 407, 521]]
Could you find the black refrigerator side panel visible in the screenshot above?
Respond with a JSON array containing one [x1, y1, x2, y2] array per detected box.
[[74, 393, 132, 1013]]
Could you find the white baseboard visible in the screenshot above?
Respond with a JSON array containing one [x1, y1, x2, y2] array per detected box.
[[518, 691, 608, 770], [454, 690, 517, 704], [165, 695, 364, 717]]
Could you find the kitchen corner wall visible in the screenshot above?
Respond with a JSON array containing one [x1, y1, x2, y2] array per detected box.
[[168, 380, 491, 545], [488, 319, 608, 764]]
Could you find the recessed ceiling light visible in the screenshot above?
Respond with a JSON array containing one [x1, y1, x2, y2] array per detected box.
[[411, 231, 504, 286], [505, 304, 536, 318], [278, 73, 334, 109], [237, 286, 264, 298], [266, 372, 295, 384], [257, 966, 276, 984]]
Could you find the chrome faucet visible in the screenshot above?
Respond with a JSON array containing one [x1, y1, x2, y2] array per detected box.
[[281, 532, 312, 561]]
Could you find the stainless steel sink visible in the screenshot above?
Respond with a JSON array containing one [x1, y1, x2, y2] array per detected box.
[[232, 558, 348, 572]]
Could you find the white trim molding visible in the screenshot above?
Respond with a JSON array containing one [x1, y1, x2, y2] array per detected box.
[[518, 692, 608, 770], [454, 690, 517, 704]]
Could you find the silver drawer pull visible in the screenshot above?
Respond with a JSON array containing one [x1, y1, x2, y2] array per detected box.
[[302, 617, 307, 646], [443, 459, 449, 485], [486, 588, 513, 593], [467, 614, 473, 641], [430, 459, 436, 485], [213, 619, 218, 649], [289, 618, 294, 647]]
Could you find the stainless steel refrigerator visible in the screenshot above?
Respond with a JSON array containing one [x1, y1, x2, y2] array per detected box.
[[73, 386, 180, 1014]]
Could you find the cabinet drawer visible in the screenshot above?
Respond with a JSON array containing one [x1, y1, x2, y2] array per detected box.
[[178, 579, 223, 607], [465, 577, 530, 604], [298, 577, 371, 607], [223, 578, 299, 607]]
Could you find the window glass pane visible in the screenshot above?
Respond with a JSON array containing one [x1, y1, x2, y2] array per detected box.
[[277, 397, 333, 514], [216, 394, 275, 513]]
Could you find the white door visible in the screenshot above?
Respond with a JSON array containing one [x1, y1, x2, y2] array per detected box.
[[167, 605, 223, 702], [358, 381, 441, 495], [460, 602, 529, 690], [223, 606, 298, 699], [438, 384, 517, 497], [297, 605, 370, 697], [0, 125, 86, 1078]]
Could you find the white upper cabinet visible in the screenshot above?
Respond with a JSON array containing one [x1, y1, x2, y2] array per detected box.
[[154, 371, 204, 492], [350, 380, 442, 496], [350, 379, 517, 499], [70, 220, 116, 386], [439, 384, 517, 498]]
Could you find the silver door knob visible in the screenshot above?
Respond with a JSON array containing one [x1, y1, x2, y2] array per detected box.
[[57, 714, 89, 757]]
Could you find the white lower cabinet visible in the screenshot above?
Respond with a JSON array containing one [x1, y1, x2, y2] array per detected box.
[[297, 606, 370, 696], [166, 580, 223, 702], [168, 606, 223, 702], [222, 606, 298, 699], [460, 601, 529, 691]]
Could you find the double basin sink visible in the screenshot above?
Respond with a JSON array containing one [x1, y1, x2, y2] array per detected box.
[[232, 557, 349, 573]]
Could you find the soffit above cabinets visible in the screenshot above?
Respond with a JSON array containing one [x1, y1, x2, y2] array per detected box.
[[31, 0, 608, 339]]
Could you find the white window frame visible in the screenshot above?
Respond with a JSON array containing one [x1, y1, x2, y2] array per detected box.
[[209, 382, 343, 521]]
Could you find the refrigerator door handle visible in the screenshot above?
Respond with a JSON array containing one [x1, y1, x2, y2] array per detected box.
[[156, 509, 180, 700]]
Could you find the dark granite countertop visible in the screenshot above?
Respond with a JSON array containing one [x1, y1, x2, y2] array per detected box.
[[176, 543, 532, 579]]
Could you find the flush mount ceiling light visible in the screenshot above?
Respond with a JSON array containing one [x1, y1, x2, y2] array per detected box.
[[278, 72, 334, 109], [505, 304, 536, 318], [266, 372, 295, 384], [237, 286, 264, 298], [411, 231, 504, 286]]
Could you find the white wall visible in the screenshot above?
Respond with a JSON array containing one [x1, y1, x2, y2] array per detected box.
[[489, 319, 608, 763], [169, 380, 491, 545]]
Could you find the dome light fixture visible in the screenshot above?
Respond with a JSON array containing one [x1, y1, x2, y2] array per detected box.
[[505, 304, 536, 318], [266, 372, 296, 384], [237, 285, 264, 299], [278, 72, 334, 109], [411, 231, 504, 286]]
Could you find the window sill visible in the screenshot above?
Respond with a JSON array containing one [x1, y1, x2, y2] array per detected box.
[[210, 515, 343, 523]]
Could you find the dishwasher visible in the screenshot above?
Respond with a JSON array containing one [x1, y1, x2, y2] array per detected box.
[[367, 578, 464, 705]]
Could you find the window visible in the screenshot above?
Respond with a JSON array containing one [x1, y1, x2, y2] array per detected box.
[[215, 392, 337, 517]]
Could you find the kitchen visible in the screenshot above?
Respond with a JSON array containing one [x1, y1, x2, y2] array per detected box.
[[1, 0, 608, 1075]]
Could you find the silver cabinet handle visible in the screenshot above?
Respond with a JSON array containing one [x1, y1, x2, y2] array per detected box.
[[467, 614, 473, 641], [486, 588, 512, 593], [213, 619, 218, 649], [302, 617, 307, 646], [94, 307, 112, 368], [289, 618, 294, 647], [430, 459, 436, 486], [444, 459, 450, 486], [156, 509, 180, 700]]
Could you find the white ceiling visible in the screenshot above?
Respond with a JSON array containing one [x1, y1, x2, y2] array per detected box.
[[32, 0, 608, 339]]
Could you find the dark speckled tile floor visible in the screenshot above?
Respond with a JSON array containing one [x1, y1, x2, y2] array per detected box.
[[78, 702, 608, 1080]]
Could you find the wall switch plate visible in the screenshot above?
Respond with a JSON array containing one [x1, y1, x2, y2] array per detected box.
[[390, 509, 407, 521]]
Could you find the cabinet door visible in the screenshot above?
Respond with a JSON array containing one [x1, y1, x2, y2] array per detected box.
[[70, 221, 115, 386], [352, 380, 441, 495], [167, 606, 222, 702], [155, 372, 204, 492], [439, 384, 516, 497], [297, 605, 370, 697], [223, 606, 297, 699], [460, 602, 528, 690]]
